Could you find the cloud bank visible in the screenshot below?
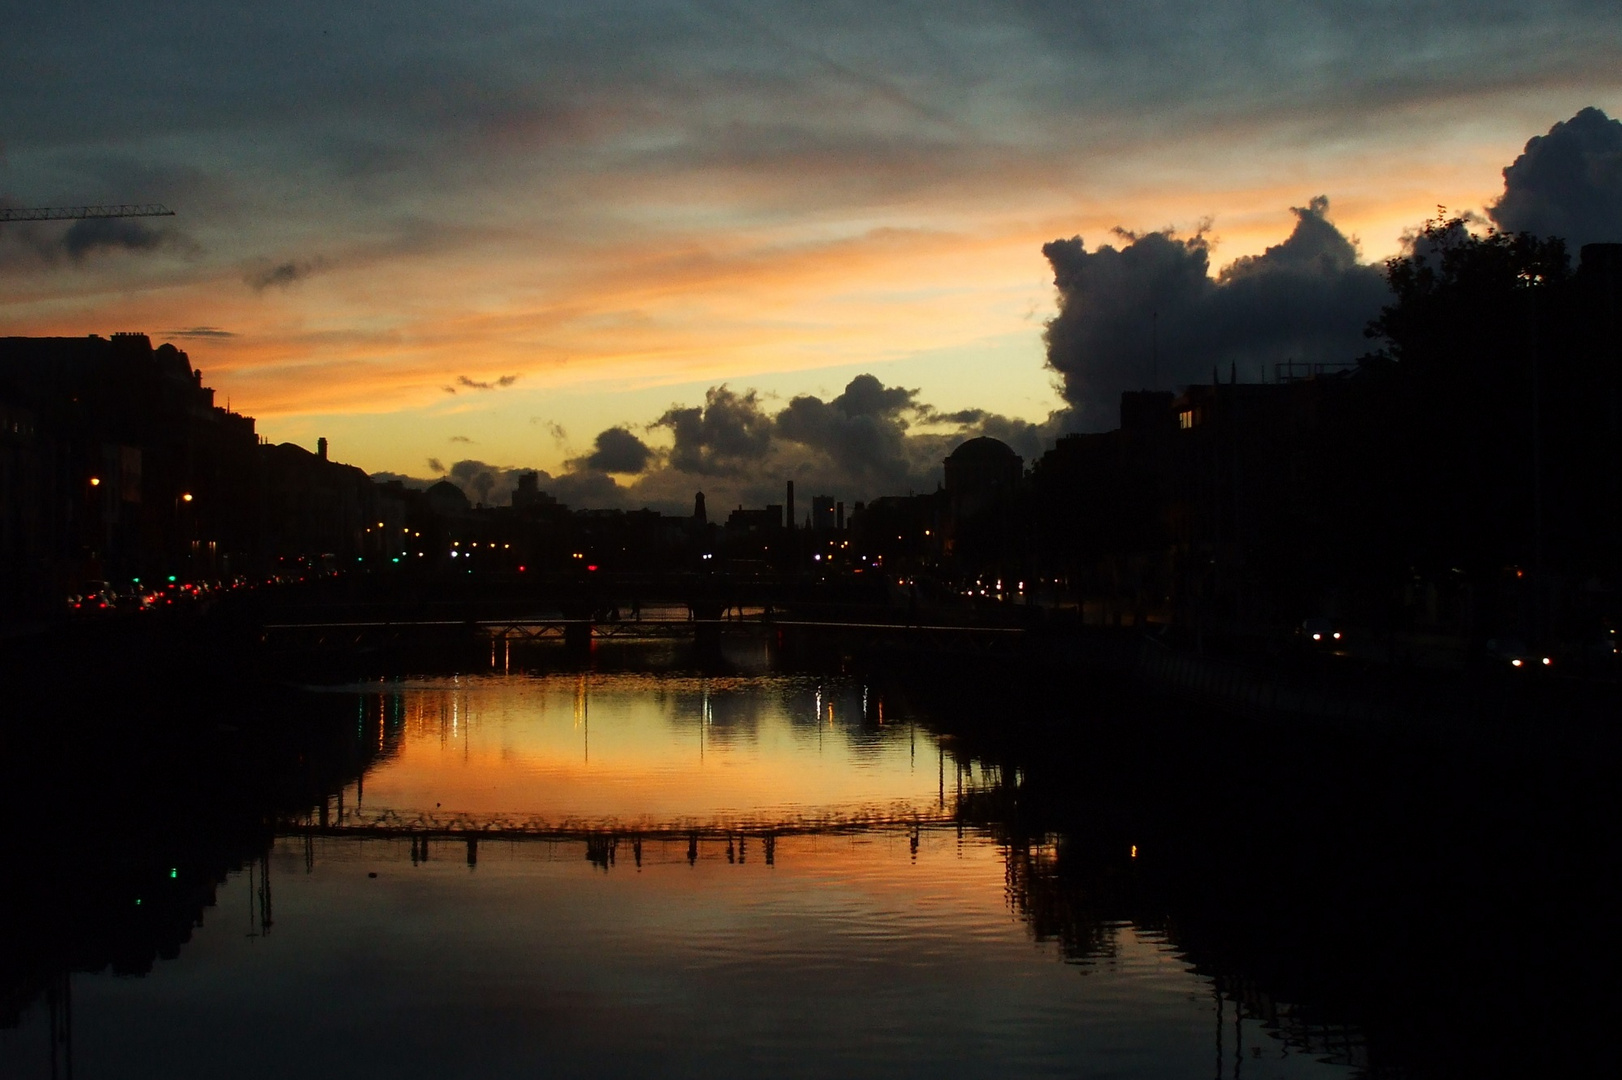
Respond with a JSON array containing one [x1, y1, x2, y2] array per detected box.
[[1041, 197, 1388, 429], [1489, 106, 1622, 250]]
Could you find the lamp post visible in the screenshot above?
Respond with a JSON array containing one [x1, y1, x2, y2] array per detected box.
[[175, 492, 195, 581]]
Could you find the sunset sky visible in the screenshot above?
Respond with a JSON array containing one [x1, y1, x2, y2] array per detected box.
[[4, 2, 1620, 508]]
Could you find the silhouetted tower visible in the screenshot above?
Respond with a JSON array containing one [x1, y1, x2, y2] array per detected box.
[[693, 491, 707, 526], [785, 480, 795, 531], [317, 436, 328, 461]]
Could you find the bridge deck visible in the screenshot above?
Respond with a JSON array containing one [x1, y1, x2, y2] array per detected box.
[[263, 616, 1024, 635]]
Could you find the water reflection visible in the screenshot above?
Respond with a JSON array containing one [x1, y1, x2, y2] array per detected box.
[[10, 652, 1605, 1078], [7, 827, 1360, 1080], [313, 672, 959, 832], [2, 668, 1370, 1080]]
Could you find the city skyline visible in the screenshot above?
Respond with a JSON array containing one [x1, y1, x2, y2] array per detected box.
[[4, 3, 1620, 498]]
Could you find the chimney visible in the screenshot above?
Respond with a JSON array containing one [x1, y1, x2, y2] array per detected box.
[[317, 437, 329, 461]]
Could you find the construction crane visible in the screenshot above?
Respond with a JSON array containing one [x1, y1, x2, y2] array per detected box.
[[0, 204, 175, 223]]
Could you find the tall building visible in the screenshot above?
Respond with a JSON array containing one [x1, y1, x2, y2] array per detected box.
[[810, 495, 836, 531]]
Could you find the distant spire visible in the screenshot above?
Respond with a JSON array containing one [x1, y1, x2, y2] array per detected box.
[[692, 491, 707, 526]]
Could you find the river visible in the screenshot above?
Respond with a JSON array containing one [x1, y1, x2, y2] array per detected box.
[[1, 638, 1613, 1078]]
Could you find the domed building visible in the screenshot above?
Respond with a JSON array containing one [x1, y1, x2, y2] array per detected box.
[[943, 437, 1022, 522], [424, 478, 471, 517]]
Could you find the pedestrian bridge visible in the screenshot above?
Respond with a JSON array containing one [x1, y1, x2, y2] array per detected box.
[[280, 804, 966, 868]]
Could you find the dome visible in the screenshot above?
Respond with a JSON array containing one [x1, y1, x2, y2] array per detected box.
[[425, 479, 471, 514], [945, 436, 1019, 464]]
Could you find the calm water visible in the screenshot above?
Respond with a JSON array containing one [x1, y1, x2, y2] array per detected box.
[[1, 663, 1369, 1079]]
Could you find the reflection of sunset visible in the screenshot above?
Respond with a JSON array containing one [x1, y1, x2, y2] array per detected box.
[[348, 674, 953, 829]]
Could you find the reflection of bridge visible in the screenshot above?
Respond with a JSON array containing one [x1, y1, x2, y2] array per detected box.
[[281, 806, 964, 867], [284, 805, 959, 840]]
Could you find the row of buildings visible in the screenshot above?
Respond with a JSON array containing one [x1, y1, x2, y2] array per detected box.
[[1, 334, 381, 616], [0, 332, 971, 616]]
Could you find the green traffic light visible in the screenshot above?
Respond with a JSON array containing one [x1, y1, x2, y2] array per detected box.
[[167, 575, 177, 582]]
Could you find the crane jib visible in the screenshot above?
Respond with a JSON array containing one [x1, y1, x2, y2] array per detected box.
[[0, 204, 175, 222]]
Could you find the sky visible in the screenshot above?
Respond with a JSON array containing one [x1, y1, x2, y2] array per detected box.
[[4, 2, 1621, 512]]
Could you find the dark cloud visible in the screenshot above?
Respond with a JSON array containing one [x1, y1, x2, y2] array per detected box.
[[163, 326, 235, 338], [569, 426, 653, 474], [60, 217, 167, 260], [449, 435, 473, 443], [656, 386, 775, 477], [0, 213, 187, 266], [774, 374, 918, 487], [531, 418, 568, 443], [456, 374, 521, 391], [918, 405, 988, 426], [547, 469, 625, 508], [427, 457, 445, 473], [1489, 106, 1622, 250], [1042, 197, 1387, 429], [442, 460, 503, 504], [245, 256, 328, 291]]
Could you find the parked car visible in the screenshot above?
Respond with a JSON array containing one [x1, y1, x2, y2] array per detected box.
[[1483, 637, 1553, 670], [1298, 616, 1342, 645]]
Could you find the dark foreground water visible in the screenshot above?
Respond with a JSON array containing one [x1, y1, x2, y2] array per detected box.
[[2, 640, 1615, 1078]]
